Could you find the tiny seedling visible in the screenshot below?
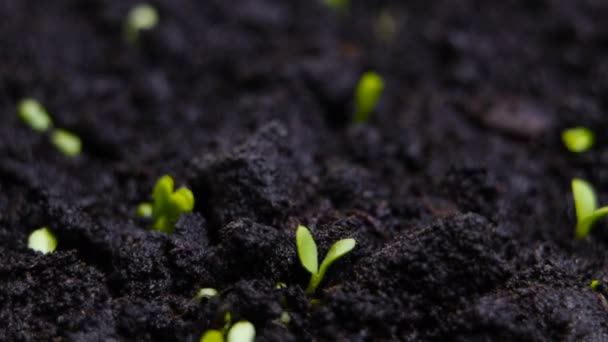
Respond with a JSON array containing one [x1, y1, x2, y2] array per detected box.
[[17, 98, 52, 132], [124, 3, 159, 44], [590, 280, 599, 291], [296, 225, 356, 293], [571, 178, 608, 240], [28, 227, 57, 254], [51, 129, 82, 157], [562, 127, 594, 153], [195, 288, 218, 302], [139, 175, 194, 234], [353, 71, 384, 124], [200, 316, 255, 342]]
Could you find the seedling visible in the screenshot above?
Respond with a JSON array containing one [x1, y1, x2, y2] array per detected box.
[[138, 175, 194, 234], [199, 315, 255, 342], [562, 127, 594, 153], [571, 178, 608, 240], [124, 3, 159, 44], [590, 279, 599, 291], [296, 225, 356, 293], [17, 98, 52, 132], [195, 288, 218, 302], [353, 71, 384, 124], [51, 129, 82, 157], [28, 227, 57, 254], [321, 0, 349, 12]]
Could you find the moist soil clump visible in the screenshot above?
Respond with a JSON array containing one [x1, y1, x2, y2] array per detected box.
[[2, 0, 608, 341]]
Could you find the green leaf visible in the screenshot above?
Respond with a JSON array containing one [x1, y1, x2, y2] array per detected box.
[[124, 3, 159, 44], [590, 280, 599, 291], [50, 129, 82, 157], [562, 127, 594, 153], [227, 321, 255, 342], [152, 175, 174, 215], [173, 187, 195, 212], [17, 98, 52, 132], [137, 203, 153, 218], [296, 225, 318, 274], [28, 227, 57, 254], [194, 288, 218, 302], [572, 178, 597, 222], [576, 206, 608, 240], [200, 330, 224, 342], [353, 71, 384, 124], [308, 238, 355, 292]]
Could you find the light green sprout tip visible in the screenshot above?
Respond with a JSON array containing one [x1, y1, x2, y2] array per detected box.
[[590, 280, 599, 291], [353, 71, 384, 124], [17, 98, 53, 132], [51, 129, 82, 157], [195, 288, 218, 302], [322, 0, 350, 12], [139, 175, 195, 234], [28, 227, 57, 254], [571, 178, 608, 240], [296, 225, 356, 293], [227, 321, 256, 342], [562, 127, 594, 153], [124, 3, 159, 43]]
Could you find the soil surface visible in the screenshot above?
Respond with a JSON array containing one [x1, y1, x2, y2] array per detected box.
[[2, 0, 608, 341]]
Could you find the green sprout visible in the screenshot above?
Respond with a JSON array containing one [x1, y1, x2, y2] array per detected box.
[[50, 129, 82, 157], [17, 98, 52, 132], [296, 225, 356, 293], [124, 3, 159, 44], [200, 318, 255, 342], [194, 288, 218, 302], [590, 279, 599, 291], [571, 178, 608, 240], [353, 71, 384, 124], [28, 227, 57, 254], [321, 0, 349, 12], [138, 175, 194, 234], [562, 127, 594, 153]]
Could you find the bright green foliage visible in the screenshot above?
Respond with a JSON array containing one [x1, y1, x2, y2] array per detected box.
[[51, 129, 82, 157], [124, 3, 159, 43], [194, 288, 218, 302], [561, 127, 594, 153], [353, 71, 384, 124], [571, 178, 608, 240], [226, 321, 255, 342], [139, 175, 195, 234], [296, 225, 356, 293], [28, 227, 57, 254], [590, 280, 599, 291], [321, 0, 349, 11], [200, 330, 224, 342], [17, 98, 52, 132]]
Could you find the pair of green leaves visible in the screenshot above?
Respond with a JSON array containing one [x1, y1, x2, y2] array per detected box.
[[139, 175, 194, 234], [17, 98, 82, 157], [200, 320, 255, 342], [571, 178, 608, 240], [296, 225, 356, 293]]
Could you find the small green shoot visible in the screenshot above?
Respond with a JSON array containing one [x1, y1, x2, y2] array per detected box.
[[571, 178, 608, 240], [124, 3, 159, 44], [279, 312, 291, 325], [28, 227, 57, 254], [195, 288, 218, 302], [139, 175, 195, 234], [17, 98, 52, 132], [590, 280, 599, 291], [200, 317, 255, 342], [562, 127, 594, 153], [296, 225, 356, 293], [51, 129, 82, 157], [321, 0, 349, 12], [137, 203, 153, 218], [353, 71, 384, 124]]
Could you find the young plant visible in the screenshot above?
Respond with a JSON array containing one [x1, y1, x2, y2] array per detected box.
[[138, 175, 195, 234], [353, 71, 384, 124], [571, 178, 608, 240], [296, 225, 356, 293], [562, 127, 594, 153], [194, 288, 218, 302], [51, 129, 82, 157], [28, 227, 57, 254], [199, 316, 255, 342], [17, 98, 52, 132], [590, 279, 599, 291], [124, 3, 159, 44]]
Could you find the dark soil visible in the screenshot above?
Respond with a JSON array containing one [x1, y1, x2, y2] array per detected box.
[[2, 0, 608, 341]]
